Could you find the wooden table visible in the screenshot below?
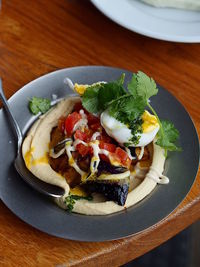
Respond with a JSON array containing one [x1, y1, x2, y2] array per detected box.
[[0, 1, 199, 266]]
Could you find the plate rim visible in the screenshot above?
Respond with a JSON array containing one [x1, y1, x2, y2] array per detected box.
[[91, 0, 200, 43], [0, 65, 199, 241]]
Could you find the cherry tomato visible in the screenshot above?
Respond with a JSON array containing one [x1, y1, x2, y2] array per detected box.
[[65, 112, 81, 135]]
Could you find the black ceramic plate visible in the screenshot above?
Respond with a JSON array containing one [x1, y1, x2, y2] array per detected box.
[[0, 66, 199, 241]]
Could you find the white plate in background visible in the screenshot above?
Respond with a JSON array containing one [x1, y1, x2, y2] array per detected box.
[[91, 0, 200, 42]]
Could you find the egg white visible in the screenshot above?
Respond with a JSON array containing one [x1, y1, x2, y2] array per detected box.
[[100, 111, 159, 147]]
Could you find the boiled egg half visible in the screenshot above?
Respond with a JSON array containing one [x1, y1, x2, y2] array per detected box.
[[100, 110, 160, 147]]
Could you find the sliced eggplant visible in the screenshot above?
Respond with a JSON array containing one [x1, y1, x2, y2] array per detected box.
[[97, 160, 128, 175], [85, 178, 129, 206]]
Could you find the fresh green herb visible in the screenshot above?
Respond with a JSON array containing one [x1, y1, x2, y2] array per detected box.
[[81, 85, 102, 114], [99, 82, 126, 110], [127, 71, 181, 156], [65, 194, 93, 212], [156, 120, 181, 153], [65, 195, 76, 212], [129, 118, 143, 145], [82, 71, 181, 155], [29, 97, 51, 115], [108, 95, 146, 122], [117, 73, 125, 85], [128, 71, 158, 101]]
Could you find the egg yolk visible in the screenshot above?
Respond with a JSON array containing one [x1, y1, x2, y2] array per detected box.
[[74, 83, 87, 95], [142, 111, 159, 133]]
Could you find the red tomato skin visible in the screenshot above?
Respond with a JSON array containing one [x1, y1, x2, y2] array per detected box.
[[76, 144, 93, 157], [115, 147, 131, 168], [74, 129, 87, 141], [65, 112, 81, 135], [99, 142, 116, 152]]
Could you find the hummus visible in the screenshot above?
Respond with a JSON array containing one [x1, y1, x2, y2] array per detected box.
[[22, 96, 169, 215], [140, 0, 200, 10]]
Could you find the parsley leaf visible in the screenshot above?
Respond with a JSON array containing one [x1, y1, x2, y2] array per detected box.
[[128, 71, 158, 101], [82, 84, 102, 113], [98, 82, 126, 110], [156, 120, 181, 152], [108, 95, 146, 122], [127, 73, 138, 96], [29, 97, 51, 115]]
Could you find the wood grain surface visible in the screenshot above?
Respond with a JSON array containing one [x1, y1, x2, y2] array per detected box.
[[0, 0, 199, 266]]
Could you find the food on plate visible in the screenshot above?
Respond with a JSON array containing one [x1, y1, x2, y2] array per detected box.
[[22, 71, 180, 215], [140, 0, 200, 10]]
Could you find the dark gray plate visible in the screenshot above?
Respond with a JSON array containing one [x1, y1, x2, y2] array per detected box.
[[0, 66, 199, 241]]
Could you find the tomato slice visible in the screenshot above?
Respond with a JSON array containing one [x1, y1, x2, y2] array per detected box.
[[76, 144, 93, 157], [74, 129, 87, 141], [115, 147, 131, 168], [99, 142, 116, 152], [99, 142, 116, 162], [65, 112, 81, 135], [74, 129, 93, 142]]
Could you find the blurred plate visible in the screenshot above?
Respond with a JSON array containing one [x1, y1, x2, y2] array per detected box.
[[0, 66, 199, 241], [91, 0, 200, 42]]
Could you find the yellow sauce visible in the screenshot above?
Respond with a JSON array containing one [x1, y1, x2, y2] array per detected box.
[[24, 147, 35, 170], [70, 186, 88, 197], [32, 153, 49, 166], [24, 147, 49, 170]]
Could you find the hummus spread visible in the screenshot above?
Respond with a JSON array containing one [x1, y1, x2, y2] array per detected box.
[[22, 97, 168, 215]]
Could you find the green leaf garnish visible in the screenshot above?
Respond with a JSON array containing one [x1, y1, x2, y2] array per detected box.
[[65, 194, 93, 212], [132, 71, 158, 101], [98, 82, 126, 110], [82, 85, 101, 114], [117, 73, 125, 85], [82, 71, 181, 154], [29, 97, 51, 115], [156, 120, 182, 152]]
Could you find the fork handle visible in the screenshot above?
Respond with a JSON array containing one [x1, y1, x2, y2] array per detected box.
[[0, 79, 23, 153]]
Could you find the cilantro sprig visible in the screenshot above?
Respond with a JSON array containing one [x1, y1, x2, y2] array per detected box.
[[65, 194, 93, 212], [82, 71, 181, 156], [29, 97, 51, 115]]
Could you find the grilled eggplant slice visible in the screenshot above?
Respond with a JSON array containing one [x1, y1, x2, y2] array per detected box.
[[97, 160, 128, 175], [85, 178, 129, 206]]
